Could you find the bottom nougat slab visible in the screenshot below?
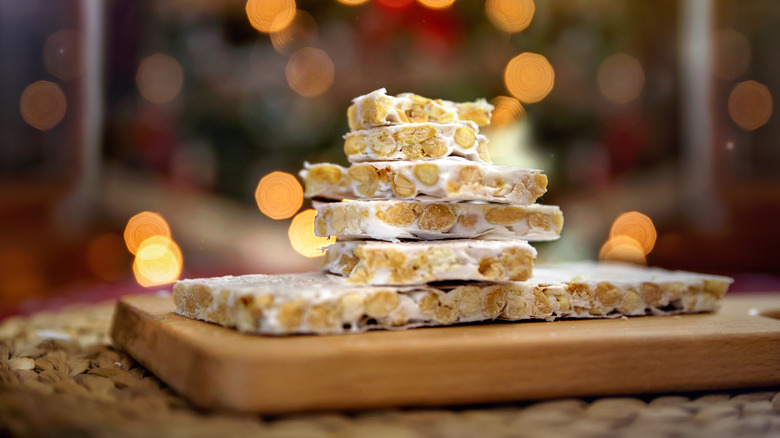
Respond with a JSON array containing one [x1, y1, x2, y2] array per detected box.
[[173, 262, 733, 335]]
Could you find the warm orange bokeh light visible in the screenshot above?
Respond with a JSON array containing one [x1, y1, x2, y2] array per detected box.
[[43, 29, 84, 81], [609, 211, 657, 255], [728, 80, 773, 131], [418, 0, 456, 9], [597, 54, 645, 105], [486, 0, 534, 33], [124, 211, 171, 255], [19, 80, 67, 131], [133, 236, 183, 287], [285, 47, 335, 97], [713, 29, 751, 81], [337, 0, 370, 5], [490, 95, 526, 126], [246, 0, 296, 34], [136, 53, 184, 104], [255, 171, 304, 220], [504, 52, 554, 103], [599, 235, 647, 266], [87, 233, 128, 282], [288, 209, 335, 257], [270, 10, 318, 54]]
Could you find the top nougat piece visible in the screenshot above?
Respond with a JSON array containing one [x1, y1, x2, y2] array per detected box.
[[347, 88, 494, 131]]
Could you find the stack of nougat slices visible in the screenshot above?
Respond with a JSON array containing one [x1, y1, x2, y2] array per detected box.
[[173, 89, 733, 335], [304, 88, 562, 285]]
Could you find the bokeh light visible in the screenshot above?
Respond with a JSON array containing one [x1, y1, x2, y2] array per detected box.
[[597, 54, 645, 105], [728, 80, 773, 131], [490, 95, 526, 127], [255, 171, 304, 220], [270, 10, 318, 54], [42, 29, 84, 81], [136, 53, 184, 104], [246, 0, 296, 34], [599, 235, 646, 265], [132, 236, 183, 287], [504, 52, 554, 103], [86, 233, 128, 282], [19, 81, 67, 131], [609, 211, 657, 255], [337, 0, 369, 5], [713, 29, 751, 81], [285, 47, 335, 97], [418, 0, 456, 9], [288, 209, 335, 258], [124, 211, 172, 255], [486, 0, 535, 33]]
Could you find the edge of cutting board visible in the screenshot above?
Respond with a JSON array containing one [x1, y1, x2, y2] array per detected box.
[[110, 293, 780, 414]]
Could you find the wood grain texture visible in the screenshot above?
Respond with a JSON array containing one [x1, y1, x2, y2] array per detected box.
[[110, 293, 780, 414]]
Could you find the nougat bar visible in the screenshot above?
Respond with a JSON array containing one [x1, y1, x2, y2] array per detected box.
[[313, 200, 563, 241], [172, 263, 732, 335], [323, 240, 537, 285], [502, 262, 733, 320], [344, 122, 490, 163], [301, 158, 547, 204], [347, 88, 494, 131]]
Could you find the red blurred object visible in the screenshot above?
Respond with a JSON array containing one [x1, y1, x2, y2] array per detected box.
[[376, 0, 415, 10], [413, 5, 462, 55]]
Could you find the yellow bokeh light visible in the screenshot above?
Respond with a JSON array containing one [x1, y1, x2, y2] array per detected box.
[[337, 0, 369, 5], [418, 0, 456, 9], [270, 10, 318, 54], [713, 29, 751, 81], [136, 53, 184, 104], [597, 54, 645, 105], [87, 233, 128, 282], [19, 80, 67, 131], [486, 0, 534, 33], [285, 47, 335, 97], [609, 211, 657, 255], [728, 80, 773, 131], [288, 209, 335, 258], [124, 211, 171, 255], [255, 171, 304, 220], [43, 29, 84, 81], [490, 95, 526, 127], [504, 52, 554, 103], [246, 0, 296, 34], [133, 236, 183, 287], [599, 235, 646, 266]]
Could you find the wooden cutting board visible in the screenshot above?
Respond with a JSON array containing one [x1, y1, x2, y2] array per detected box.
[[110, 293, 780, 414]]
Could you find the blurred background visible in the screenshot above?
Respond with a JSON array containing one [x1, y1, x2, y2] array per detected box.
[[1, 0, 778, 317]]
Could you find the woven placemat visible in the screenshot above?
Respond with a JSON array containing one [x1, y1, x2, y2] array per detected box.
[[1, 300, 779, 438]]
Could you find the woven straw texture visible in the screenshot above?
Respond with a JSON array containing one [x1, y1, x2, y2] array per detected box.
[[1, 300, 779, 438]]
